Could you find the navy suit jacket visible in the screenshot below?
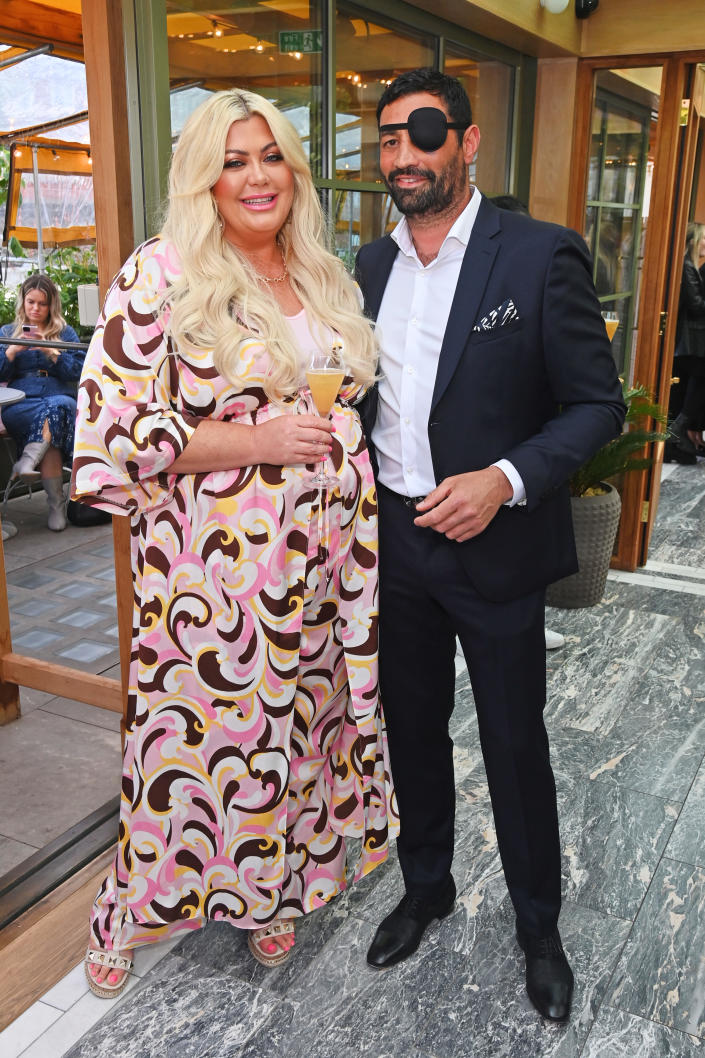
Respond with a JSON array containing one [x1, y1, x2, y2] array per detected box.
[[355, 196, 626, 602]]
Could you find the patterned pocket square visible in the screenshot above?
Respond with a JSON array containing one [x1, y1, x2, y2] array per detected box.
[[473, 298, 520, 333]]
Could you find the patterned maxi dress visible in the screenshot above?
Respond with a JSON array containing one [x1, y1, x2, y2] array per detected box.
[[72, 236, 397, 952]]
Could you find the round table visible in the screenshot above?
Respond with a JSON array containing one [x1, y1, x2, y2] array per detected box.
[[0, 387, 27, 542]]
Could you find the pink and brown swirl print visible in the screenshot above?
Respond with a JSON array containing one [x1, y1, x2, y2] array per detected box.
[[72, 237, 398, 951]]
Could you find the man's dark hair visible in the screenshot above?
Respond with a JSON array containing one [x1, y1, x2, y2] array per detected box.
[[492, 194, 529, 215], [376, 68, 472, 144]]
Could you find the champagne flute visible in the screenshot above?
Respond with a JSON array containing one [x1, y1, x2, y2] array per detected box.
[[305, 346, 345, 488], [602, 310, 619, 342]]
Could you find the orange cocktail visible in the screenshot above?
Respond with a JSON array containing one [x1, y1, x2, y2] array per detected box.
[[604, 318, 618, 341], [305, 347, 345, 488], [306, 369, 345, 417]]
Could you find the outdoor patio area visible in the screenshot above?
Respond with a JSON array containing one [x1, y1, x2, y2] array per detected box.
[[0, 491, 120, 876]]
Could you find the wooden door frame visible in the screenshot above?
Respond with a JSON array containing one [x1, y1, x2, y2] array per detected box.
[[0, 5, 134, 727], [568, 53, 703, 571], [641, 63, 705, 563], [0, 0, 134, 1029]]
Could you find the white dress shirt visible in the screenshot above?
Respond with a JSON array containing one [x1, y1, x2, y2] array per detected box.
[[371, 190, 525, 505]]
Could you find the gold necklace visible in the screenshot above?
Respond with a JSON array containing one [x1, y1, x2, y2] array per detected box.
[[258, 252, 289, 285]]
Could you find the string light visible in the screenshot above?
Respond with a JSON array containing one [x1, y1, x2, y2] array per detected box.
[[170, 20, 229, 43]]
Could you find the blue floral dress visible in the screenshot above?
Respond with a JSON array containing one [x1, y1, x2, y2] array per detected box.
[[0, 324, 85, 463]]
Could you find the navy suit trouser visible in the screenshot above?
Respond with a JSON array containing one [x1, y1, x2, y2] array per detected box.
[[377, 483, 562, 938]]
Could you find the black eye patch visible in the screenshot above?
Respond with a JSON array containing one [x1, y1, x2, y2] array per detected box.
[[379, 107, 468, 152]]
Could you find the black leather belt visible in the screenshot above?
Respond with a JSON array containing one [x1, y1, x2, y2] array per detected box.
[[379, 483, 426, 509]]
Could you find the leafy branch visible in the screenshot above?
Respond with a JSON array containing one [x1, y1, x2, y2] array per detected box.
[[569, 382, 669, 497]]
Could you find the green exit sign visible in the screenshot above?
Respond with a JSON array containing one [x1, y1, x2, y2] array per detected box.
[[279, 30, 322, 53]]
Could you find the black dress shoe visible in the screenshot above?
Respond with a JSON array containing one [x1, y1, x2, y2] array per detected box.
[[670, 414, 698, 455], [664, 441, 697, 465], [367, 876, 456, 969], [516, 924, 574, 1021]]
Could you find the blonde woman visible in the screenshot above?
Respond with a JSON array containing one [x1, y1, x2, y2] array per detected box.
[[72, 89, 397, 996], [0, 274, 84, 530]]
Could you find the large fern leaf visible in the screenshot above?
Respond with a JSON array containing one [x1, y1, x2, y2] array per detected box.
[[569, 382, 668, 497]]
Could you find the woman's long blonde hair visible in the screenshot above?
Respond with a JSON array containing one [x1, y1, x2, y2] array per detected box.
[[686, 223, 705, 267], [161, 89, 376, 400], [12, 274, 66, 341]]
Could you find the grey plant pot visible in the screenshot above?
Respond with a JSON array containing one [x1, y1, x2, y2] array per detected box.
[[545, 482, 622, 609]]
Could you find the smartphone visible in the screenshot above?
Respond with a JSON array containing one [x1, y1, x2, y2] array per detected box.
[[22, 324, 39, 337]]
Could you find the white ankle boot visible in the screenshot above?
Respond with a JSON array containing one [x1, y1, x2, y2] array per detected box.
[[42, 476, 67, 531], [12, 439, 50, 479]]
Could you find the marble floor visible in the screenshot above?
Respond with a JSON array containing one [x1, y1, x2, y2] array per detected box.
[[2, 459, 705, 1058]]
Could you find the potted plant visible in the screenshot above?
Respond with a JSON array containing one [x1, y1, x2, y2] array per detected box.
[[546, 382, 668, 608]]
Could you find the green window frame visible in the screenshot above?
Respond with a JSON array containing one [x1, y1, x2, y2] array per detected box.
[[126, 0, 534, 260]]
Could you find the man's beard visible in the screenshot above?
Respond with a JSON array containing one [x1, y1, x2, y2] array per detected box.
[[385, 156, 467, 216]]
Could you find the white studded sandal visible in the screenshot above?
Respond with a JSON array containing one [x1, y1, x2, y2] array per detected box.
[[247, 920, 295, 967], [84, 948, 133, 998]]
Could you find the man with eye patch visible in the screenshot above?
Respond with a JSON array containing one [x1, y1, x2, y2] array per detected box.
[[355, 67, 625, 1022]]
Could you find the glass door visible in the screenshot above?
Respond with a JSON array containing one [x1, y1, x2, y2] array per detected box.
[[585, 71, 661, 379], [574, 58, 701, 571], [640, 62, 705, 563]]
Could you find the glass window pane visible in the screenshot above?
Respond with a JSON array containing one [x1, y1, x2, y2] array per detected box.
[[444, 47, 514, 194], [588, 103, 605, 202], [594, 207, 637, 297], [585, 67, 662, 384], [335, 3, 434, 182], [0, 52, 87, 132], [602, 113, 645, 205], [333, 189, 400, 266], [584, 204, 598, 261], [166, 1, 324, 176]]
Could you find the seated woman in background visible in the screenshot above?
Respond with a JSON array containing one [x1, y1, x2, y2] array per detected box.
[[0, 274, 85, 530], [72, 88, 396, 997]]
